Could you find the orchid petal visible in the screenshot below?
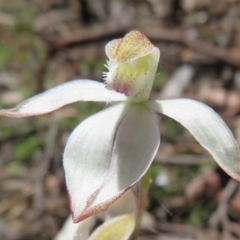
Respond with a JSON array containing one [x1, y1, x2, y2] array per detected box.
[[63, 103, 130, 223], [86, 104, 160, 213], [88, 214, 135, 240], [0, 80, 126, 117], [146, 99, 240, 181]]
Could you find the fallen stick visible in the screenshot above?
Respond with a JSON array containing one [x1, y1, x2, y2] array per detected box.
[[46, 25, 240, 67]]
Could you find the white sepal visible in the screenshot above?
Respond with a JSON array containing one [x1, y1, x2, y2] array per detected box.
[[147, 99, 240, 181], [0, 80, 126, 117], [88, 104, 160, 210], [63, 103, 130, 222]]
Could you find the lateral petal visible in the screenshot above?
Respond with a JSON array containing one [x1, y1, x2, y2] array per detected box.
[[82, 104, 160, 217], [146, 99, 240, 181], [0, 80, 126, 117], [63, 103, 130, 223]]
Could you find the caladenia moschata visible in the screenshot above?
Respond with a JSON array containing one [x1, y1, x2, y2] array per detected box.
[[1, 31, 240, 238]]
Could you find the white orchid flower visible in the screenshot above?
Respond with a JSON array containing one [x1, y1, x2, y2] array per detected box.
[[1, 31, 240, 223]]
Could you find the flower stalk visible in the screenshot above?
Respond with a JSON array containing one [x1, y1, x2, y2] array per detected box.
[[130, 169, 151, 240]]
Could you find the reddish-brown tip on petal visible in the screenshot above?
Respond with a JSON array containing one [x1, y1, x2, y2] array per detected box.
[[72, 191, 127, 223]]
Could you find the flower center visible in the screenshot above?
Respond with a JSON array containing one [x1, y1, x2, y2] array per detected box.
[[103, 31, 160, 102]]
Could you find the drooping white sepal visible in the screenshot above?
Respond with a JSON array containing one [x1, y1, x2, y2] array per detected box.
[[146, 99, 240, 181], [86, 104, 160, 212], [63, 103, 130, 222]]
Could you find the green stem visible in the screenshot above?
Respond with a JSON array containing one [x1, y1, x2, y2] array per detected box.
[[130, 169, 151, 240]]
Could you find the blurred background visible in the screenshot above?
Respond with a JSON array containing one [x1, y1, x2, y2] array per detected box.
[[0, 0, 240, 239]]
